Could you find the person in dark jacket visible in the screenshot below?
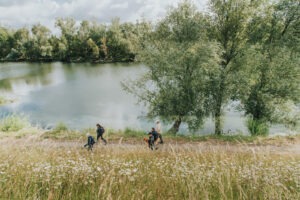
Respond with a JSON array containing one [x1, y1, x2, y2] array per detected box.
[[147, 127, 158, 150], [84, 133, 96, 151], [96, 123, 107, 145]]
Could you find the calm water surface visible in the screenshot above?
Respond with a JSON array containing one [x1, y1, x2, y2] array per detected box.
[[0, 62, 295, 134]]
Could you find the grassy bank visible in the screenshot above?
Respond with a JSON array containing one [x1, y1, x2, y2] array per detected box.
[[0, 118, 299, 199], [35, 125, 300, 146], [1, 115, 299, 143], [1, 118, 299, 145], [0, 139, 299, 200], [0, 96, 14, 105], [0, 96, 8, 105]]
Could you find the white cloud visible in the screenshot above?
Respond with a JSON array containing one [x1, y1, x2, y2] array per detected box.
[[0, 0, 208, 31], [110, 1, 128, 9]]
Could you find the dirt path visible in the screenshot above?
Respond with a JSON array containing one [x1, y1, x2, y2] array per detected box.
[[1, 137, 299, 156]]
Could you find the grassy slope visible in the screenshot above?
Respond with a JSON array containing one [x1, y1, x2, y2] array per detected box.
[[0, 136, 299, 200], [0, 127, 299, 199], [1, 126, 300, 145]]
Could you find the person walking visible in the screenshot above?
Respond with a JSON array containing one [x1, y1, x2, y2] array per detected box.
[[155, 120, 163, 144], [96, 123, 107, 145]]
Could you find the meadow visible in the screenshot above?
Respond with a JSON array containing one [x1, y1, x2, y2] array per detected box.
[[0, 132, 299, 200]]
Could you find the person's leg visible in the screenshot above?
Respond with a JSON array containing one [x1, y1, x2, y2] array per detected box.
[[148, 139, 151, 149], [154, 135, 159, 145], [100, 135, 107, 144], [151, 136, 155, 150], [159, 134, 163, 144]]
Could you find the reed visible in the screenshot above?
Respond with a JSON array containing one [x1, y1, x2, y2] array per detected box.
[[0, 139, 299, 200]]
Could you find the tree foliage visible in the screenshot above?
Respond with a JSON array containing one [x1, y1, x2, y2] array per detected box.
[[124, 1, 221, 133], [235, 0, 300, 134], [207, 0, 258, 135], [0, 0, 299, 135], [0, 18, 140, 62]]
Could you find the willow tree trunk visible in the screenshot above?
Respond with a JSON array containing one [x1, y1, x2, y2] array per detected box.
[[168, 117, 182, 134], [214, 71, 226, 135]]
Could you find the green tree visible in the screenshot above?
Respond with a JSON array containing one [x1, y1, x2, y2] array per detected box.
[[30, 24, 53, 60], [8, 28, 31, 60], [77, 20, 91, 60], [0, 27, 12, 59], [106, 18, 135, 61], [208, 0, 257, 134], [124, 1, 220, 133], [86, 38, 99, 60], [236, 0, 300, 135], [55, 18, 77, 61], [88, 22, 107, 60]]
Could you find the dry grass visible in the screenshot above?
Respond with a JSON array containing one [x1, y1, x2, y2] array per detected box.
[[0, 138, 299, 200]]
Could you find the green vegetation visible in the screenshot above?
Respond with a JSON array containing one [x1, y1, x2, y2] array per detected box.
[[0, 96, 7, 105], [0, 1, 299, 198], [0, 115, 30, 132], [0, 18, 143, 62], [0, 138, 299, 199], [41, 122, 84, 140], [0, 0, 299, 136], [0, 119, 298, 199], [123, 2, 220, 134], [0, 96, 13, 105], [207, 0, 258, 135], [124, 0, 300, 135], [246, 118, 269, 136], [237, 0, 300, 135], [53, 122, 68, 132], [0, 117, 297, 145]]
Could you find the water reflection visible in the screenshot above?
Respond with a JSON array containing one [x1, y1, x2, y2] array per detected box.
[[0, 62, 150, 130], [0, 79, 12, 90], [0, 62, 297, 134], [0, 62, 53, 92]]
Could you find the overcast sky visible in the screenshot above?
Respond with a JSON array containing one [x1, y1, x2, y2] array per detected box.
[[0, 0, 208, 32]]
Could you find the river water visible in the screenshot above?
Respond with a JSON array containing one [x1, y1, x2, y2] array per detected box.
[[0, 62, 296, 134]]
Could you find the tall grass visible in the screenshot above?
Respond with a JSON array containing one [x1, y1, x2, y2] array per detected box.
[[0, 114, 31, 132], [0, 96, 7, 105], [42, 122, 84, 140], [0, 139, 299, 199], [246, 117, 269, 136]]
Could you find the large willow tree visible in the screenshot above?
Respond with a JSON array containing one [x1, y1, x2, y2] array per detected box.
[[235, 0, 300, 134], [207, 0, 258, 135], [123, 1, 220, 133]]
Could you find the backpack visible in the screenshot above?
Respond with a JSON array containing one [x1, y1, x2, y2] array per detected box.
[[88, 136, 95, 145], [100, 127, 105, 134]]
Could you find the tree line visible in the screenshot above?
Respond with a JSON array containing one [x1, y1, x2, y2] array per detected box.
[[0, 18, 144, 62], [123, 0, 300, 135]]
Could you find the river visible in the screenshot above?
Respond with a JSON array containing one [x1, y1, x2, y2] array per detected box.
[[0, 62, 296, 134]]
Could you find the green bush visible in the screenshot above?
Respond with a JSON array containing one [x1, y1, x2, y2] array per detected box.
[[123, 128, 145, 137], [0, 96, 7, 105], [246, 118, 269, 136], [42, 122, 85, 140], [53, 122, 68, 132], [0, 115, 31, 132]]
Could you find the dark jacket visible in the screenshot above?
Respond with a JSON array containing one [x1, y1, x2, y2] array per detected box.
[[97, 127, 105, 136], [88, 136, 96, 146], [149, 130, 158, 140]]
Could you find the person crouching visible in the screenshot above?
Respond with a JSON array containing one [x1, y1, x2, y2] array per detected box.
[[84, 133, 96, 151], [147, 127, 158, 150]]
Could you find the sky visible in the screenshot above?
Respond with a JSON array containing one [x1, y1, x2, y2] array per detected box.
[[0, 0, 208, 32]]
